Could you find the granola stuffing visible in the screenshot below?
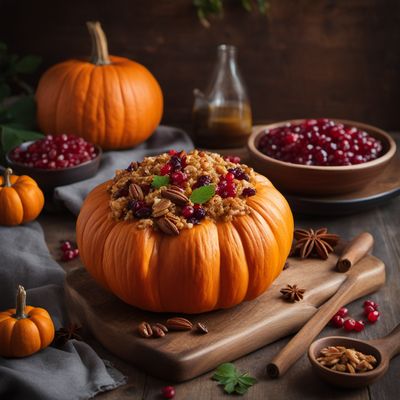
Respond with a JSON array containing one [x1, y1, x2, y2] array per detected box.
[[108, 150, 257, 234]]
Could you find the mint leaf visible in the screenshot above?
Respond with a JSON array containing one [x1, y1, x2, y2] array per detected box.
[[190, 184, 215, 204], [212, 363, 256, 396], [151, 175, 170, 189]]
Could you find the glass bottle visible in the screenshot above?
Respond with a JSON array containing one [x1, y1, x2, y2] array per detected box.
[[193, 44, 252, 149]]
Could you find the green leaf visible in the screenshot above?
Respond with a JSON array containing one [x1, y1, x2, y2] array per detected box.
[[238, 375, 257, 386], [0, 125, 43, 154], [5, 95, 36, 129], [214, 363, 236, 377], [224, 380, 237, 394], [151, 175, 170, 189], [235, 385, 249, 395], [190, 184, 215, 204], [15, 55, 42, 74]]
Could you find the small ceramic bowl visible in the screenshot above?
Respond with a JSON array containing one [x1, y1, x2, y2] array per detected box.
[[6, 142, 102, 192], [247, 119, 397, 196]]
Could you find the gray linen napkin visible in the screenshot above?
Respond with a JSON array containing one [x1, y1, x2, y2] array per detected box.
[[55, 125, 194, 215], [0, 223, 126, 400]]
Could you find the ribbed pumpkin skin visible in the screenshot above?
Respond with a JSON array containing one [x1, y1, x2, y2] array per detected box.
[[0, 174, 44, 226], [76, 174, 294, 314], [35, 56, 163, 150], [0, 306, 55, 357]]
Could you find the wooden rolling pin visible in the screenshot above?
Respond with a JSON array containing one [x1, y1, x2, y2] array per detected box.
[[267, 232, 374, 378]]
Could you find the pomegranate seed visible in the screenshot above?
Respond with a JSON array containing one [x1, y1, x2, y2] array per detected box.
[[336, 307, 348, 318], [367, 311, 380, 323], [225, 172, 235, 181], [344, 319, 356, 331], [161, 386, 175, 399], [364, 300, 378, 310], [331, 315, 344, 328], [160, 163, 172, 175], [256, 119, 383, 166], [62, 250, 76, 261], [10, 134, 97, 170], [182, 206, 194, 219], [61, 241, 72, 251], [354, 320, 365, 332], [73, 248, 79, 257], [364, 305, 376, 316]]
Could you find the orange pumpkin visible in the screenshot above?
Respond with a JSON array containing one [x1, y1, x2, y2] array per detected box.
[[0, 168, 44, 226], [0, 286, 55, 357], [76, 174, 294, 314], [36, 21, 163, 150]]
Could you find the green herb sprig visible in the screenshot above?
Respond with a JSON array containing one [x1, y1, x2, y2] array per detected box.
[[190, 184, 215, 204], [212, 363, 257, 395], [152, 175, 170, 189]]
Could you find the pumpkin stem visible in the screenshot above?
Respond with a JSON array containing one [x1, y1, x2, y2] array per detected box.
[[15, 285, 27, 319], [87, 21, 111, 65], [3, 168, 12, 187]]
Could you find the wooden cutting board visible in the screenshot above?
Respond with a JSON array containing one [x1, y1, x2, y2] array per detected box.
[[65, 252, 385, 382]]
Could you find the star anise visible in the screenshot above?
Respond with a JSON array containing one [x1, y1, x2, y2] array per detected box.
[[54, 323, 83, 347], [292, 228, 340, 260], [280, 284, 305, 302]]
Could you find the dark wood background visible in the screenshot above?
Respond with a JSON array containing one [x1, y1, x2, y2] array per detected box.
[[1, 0, 400, 132]]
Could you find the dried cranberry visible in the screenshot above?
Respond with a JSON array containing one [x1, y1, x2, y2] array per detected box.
[[140, 184, 151, 195], [169, 155, 182, 171], [134, 206, 152, 219], [182, 205, 194, 219], [194, 175, 211, 188], [128, 200, 146, 212], [187, 217, 200, 225], [193, 205, 206, 220], [228, 167, 249, 181], [242, 188, 256, 197], [160, 163, 172, 175], [171, 171, 187, 185]]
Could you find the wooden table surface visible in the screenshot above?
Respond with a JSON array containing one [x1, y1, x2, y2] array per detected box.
[[38, 163, 400, 400]]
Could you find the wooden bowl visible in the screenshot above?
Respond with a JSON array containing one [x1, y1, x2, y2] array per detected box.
[[308, 336, 384, 388], [247, 119, 397, 196], [6, 142, 102, 192]]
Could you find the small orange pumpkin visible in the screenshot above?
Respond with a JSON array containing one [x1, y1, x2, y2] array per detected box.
[[76, 173, 294, 314], [0, 286, 55, 357], [0, 168, 44, 226], [36, 21, 163, 150]]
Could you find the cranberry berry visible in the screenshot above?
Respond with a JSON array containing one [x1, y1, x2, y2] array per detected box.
[[367, 311, 380, 323], [193, 175, 211, 189], [364, 305, 376, 316], [171, 171, 187, 186], [160, 163, 172, 175], [336, 307, 348, 318], [331, 315, 344, 328], [193, 205, 206, 220], [354, 320, 365, 332], [182, 205, 194, 219], [161, 386, 175, 399], [344, 319, 356, 331], [364, 300, 378, 310]]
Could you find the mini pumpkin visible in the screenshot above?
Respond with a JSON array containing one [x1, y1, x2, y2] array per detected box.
[[76, 165, 294, 314], [0, 168, 44, 226], [36, 21, 163, 150], [0, 286, 55, 357]]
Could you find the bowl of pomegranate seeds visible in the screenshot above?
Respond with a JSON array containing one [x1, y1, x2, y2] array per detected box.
[[248, 119, 396, 195], [6, 134, 102, 191]]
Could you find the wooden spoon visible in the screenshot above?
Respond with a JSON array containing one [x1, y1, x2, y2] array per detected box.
[[308, 323, 400, 388]]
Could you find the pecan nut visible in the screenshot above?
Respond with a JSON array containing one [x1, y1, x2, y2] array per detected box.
[[161, 188, 190, 206], [154, 323, 168, 333], [156, 216, 180, 235], [129, 183, 144, 201], [152, 325, 166, 338], [138, 321, 153, 338], [166, 317, 193, 331], [152, 199, 171, 218]]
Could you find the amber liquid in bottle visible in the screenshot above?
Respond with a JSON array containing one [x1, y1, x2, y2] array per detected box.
[[193, 45, 252, 149]]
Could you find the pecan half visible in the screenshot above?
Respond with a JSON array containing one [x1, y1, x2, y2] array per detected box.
[[161, 188, 190, 206], [152, 199, 171, 218], [129, 183, 144, 201], [138, 321, 153, 338], [166, 317, 193, 331], [152, 325, 166, 338], [154, 323, 168, 333], [156, 217, 180, 235]]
